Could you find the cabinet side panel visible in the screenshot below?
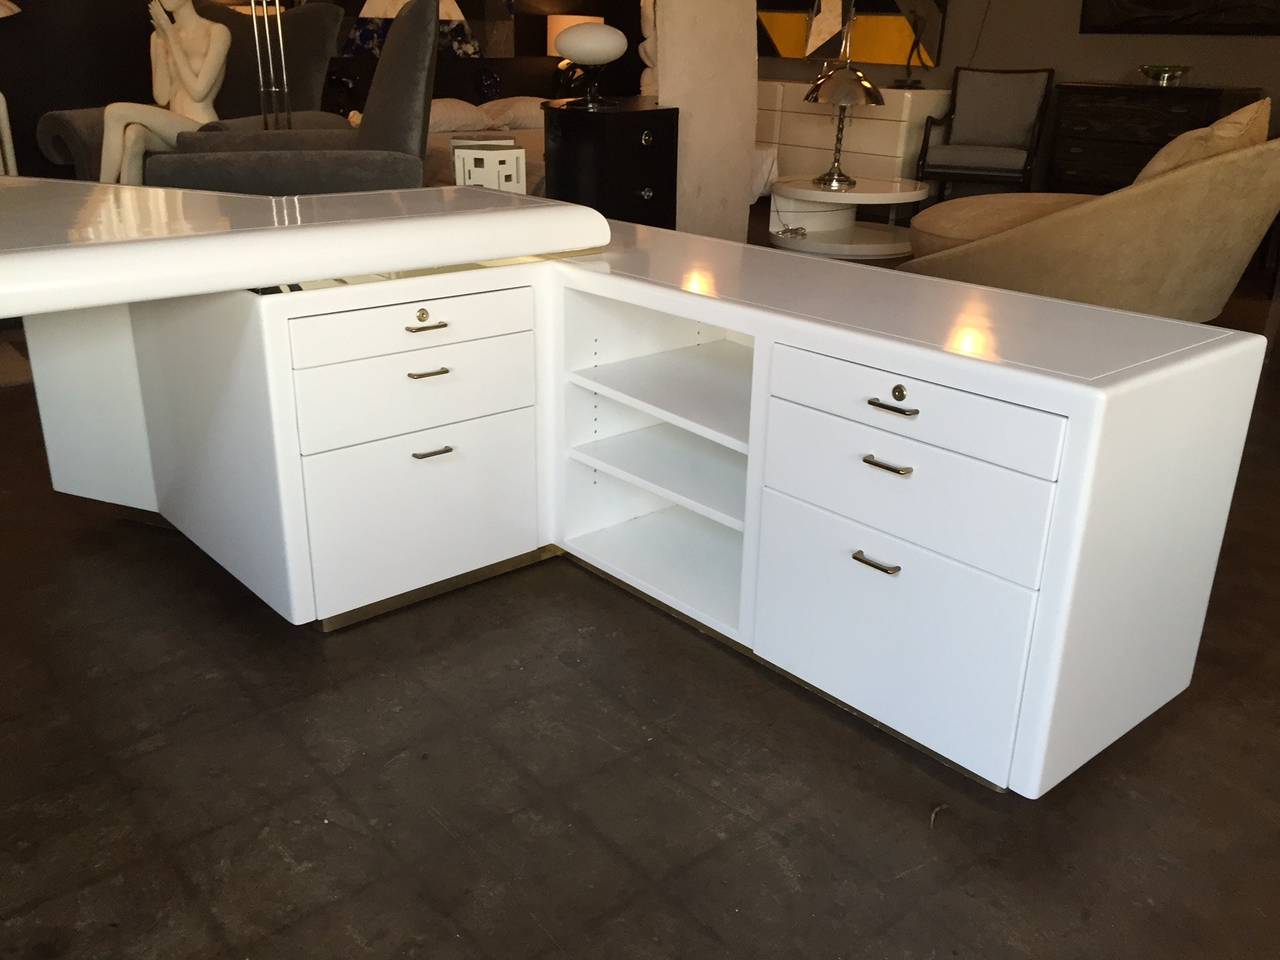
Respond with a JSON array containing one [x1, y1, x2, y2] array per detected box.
[[131, 293, 315, 624], [1011, 336, 1265, 797], [24, 306, 158, 511]]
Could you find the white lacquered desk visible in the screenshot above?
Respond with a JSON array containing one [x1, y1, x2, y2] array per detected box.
[[3, 178, 1265, 799]]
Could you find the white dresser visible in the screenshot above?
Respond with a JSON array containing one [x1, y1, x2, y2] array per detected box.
[[756, 80, 949, 183]]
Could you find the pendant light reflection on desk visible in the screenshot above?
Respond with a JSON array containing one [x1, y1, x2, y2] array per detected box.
[[944, 300, 1000, 361], [681, 267, 718, 298]]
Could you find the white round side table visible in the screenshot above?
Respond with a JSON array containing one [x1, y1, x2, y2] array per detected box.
[[768, 175, 929, 260]]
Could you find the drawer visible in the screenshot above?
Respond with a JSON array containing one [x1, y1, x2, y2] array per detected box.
[[1056, 91, 1215, 144], [294, 331, 534, 455], [304, 407, 538, 619], [754, 489, 1037, 785], [771, 344, 1065, 480], [289, 286, 533, 369], [764, 398, 1054, 588], [1052, 138, 1157, 186]]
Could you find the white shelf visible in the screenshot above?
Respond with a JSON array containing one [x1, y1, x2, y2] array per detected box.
[[569, 423, 747, 531], [567, 340, 753, 454], [566, 506, 742, 635]]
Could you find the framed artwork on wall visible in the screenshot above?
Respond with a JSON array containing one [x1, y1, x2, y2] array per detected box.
[[1080, 0, 1280, 36]]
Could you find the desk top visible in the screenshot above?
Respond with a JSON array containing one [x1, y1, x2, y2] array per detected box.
[[567, 221, 1240, 384], [0, 178, 610, 315]]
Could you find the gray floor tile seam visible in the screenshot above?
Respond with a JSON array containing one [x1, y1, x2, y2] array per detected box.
[[101, 693, 273, 766], [86, 683, 246, 960], [0, 740, 114, 813], [162, 778, 415, 954], [549, 734, 780, 880], [228, 862, 492, 960], [403, 804, 649, 960], [649, 715, 815, 820], [402, 723, 664, 879], [240, 697, 446, 880], [35, 602, 238, 676], [0, 700, 240, 957], [526, 889, 735, 960], [653, 798, 904, 920], [397, 821, 576, 960], [857, 855, 991, 948]]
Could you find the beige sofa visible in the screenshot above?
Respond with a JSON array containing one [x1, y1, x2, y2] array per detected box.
[[902, 105, 1280, 324]]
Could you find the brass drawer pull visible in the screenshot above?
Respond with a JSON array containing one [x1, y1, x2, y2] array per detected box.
[[406, 307, 447, 333], [411, 445, 454, 460], [867, 397, 920, 418], [862, 454, 913, 477], [407, 367, 450, 380], [852, 550, 901, 576]]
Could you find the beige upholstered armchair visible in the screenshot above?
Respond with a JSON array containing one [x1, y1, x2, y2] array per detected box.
[[902, 137, 1280, 324]]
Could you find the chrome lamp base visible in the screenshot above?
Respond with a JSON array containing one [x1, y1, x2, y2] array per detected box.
[[812, 164, 856, 191], [811, 103, 856, 191]]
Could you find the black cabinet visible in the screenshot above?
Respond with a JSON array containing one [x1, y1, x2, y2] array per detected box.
[[543, 97, 679, 229], [1051, 83, 1264, 193]]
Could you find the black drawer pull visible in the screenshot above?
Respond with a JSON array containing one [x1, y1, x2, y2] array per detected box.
[[407, 367, 450, 380], [639, 187, 655, 200], [852, 550, 901, 576], [641, 130, 654, 146], [867, 397, 920, 418]]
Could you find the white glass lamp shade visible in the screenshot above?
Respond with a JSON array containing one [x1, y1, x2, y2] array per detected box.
[[546, 15, 604, 56], [554, 23, 627, 66]]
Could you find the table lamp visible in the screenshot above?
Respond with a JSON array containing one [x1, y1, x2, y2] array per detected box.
[[804, 4, 885, 191], [554, 22, 628, 111]]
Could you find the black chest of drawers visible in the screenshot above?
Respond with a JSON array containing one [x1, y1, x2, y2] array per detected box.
[[543, 97, 679, 229], [1051, 83, 1264, 193]]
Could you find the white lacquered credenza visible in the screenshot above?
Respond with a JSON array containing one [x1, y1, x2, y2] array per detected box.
[[9, 181, 1264, 799]]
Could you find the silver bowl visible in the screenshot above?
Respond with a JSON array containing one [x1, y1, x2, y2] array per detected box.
[[1140, 64, 1190, 87]]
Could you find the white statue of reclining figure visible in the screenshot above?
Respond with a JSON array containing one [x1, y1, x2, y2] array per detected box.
[[100, 0, 231, 185]]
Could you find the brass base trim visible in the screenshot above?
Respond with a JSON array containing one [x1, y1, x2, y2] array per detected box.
[[313, 546, 1004, 793], [314, 545, 564, 633], [109, 505, 176, 531]]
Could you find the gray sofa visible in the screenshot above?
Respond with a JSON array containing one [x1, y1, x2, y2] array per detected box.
[[147, 0, 436, 196], [36, 1, 344, 181]]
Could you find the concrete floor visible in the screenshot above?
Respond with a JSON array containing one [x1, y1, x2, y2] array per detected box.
[[1, 361, 1278, 959]]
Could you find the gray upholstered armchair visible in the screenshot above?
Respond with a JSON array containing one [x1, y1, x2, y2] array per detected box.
[[916, 67, 1054, 194], [36, 1, 345, 181], [147, 0, 437, 196]]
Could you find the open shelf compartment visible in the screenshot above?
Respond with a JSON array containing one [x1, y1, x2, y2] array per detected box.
[[568, 340, 752, 453], [569, 422, 747, 531], [566, 502, 744, 636], [559, 290, 754, 636]]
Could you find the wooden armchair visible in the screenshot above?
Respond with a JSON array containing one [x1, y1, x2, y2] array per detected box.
[[916, 67, 1054, 194]]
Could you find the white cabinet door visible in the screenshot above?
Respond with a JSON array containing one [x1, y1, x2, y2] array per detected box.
[[754, 489, 1037, 785], [304, 407, 538, 619]]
